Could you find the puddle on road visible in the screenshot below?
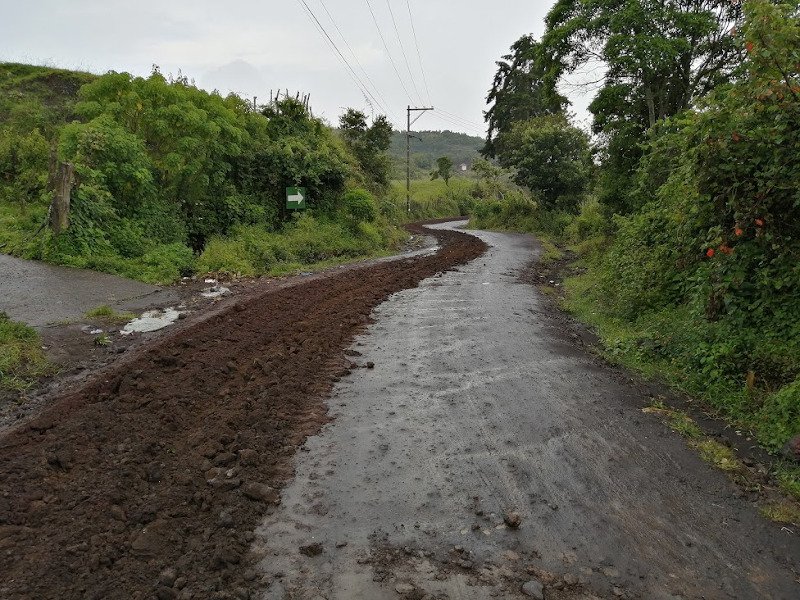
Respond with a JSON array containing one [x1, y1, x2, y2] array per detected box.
[[120, 307, 183, 335]]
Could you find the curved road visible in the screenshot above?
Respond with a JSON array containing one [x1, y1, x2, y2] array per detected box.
[[254, 223, 799, 599]]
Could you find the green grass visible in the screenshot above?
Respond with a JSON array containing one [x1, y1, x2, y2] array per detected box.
[[195, 216, 406, 279], [85, 305, 135, 323], [643, 401, 704, 439], [0, 311, 49, 391], [775, 463, 800, 501], [538, 238, 564, 265], [93, 333, 112, 347], [691, 439, 742, 472], [383, 179, 474, 223], [760, 502, 800, 525]]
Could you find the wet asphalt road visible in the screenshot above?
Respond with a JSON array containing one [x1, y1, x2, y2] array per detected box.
[[0, 253, 176, 327], [254, 223, 799, 599]]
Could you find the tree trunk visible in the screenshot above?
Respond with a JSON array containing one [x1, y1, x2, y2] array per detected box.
[[644, 84, 656, 128], [49, 161, 74, 234]]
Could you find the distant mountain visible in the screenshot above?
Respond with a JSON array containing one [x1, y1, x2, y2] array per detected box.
[[388, 130, 485, 178]]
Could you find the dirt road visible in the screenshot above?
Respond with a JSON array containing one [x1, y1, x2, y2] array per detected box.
[[0, 224, 485, 600], [254, 223, 799, 599], [0, 223, 797, 600]]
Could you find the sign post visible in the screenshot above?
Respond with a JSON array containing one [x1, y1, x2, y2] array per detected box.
[[286, 186, 307, 210]]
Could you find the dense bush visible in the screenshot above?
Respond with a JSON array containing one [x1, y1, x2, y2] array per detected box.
[[493, 114, 592, 212], [471, 191, 574, 237], [567, 0, 800, 451], [341, 188, 378, 224], [0, 64, 405, 283]]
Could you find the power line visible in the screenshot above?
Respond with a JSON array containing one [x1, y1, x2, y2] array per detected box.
[[429, 113, 485, 136], [405, 0, 431, 105], [364, 0, 414, 103], [317, 0, 398, 121], [296, 0, 391, 119], [437, 108, 485, 130], [385, 0, 423, 105], [430, 108, 486, 133]]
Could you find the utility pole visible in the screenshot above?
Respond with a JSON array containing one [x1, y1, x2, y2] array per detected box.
[[406, 105, 434, 213]]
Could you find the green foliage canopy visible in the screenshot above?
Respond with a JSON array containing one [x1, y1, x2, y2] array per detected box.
[[430, 156, 453, 186], [483, 35, 567, 157], [494, 114, 591, 212]]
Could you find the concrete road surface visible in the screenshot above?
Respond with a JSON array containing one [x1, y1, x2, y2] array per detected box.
[[253, 223, 799, 599], [0, 253, 176, 327]]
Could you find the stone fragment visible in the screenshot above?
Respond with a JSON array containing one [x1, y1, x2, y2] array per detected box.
[[158, 568, 177, 587], [299, 542, 323, 557], [521, 580, 544, 599], [395, 583, 415, 595], [242, 482, 279, 504], [503, 511, 522, 528]]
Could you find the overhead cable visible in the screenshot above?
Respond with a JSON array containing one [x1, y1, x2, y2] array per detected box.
[[317, 0, 398, 120], [296, 0, 391, 118], [385, 0, 423, 105], [405, 0, 432, 105], [364, 0, 414, 103]]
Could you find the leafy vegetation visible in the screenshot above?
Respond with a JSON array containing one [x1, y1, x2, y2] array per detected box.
[[84, 305, 135, 322], [491, 114, 592, 212], [382, 178, 475, 223], [429, 156, 453, 186], [0, 63, 420, 282], [476, 0, 800, 474], [0, 312, 49, 391]]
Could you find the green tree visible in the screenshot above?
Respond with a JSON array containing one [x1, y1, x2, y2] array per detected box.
[[483, 35, 567, 158], [495, 114, 591, 212], [472, 158, 511, 199], [430, 156, 453, 186], [338, 109, 393, 193], [542, 0, 744, 213]]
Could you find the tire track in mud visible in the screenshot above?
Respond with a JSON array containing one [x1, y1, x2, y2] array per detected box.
[[0, 223, 487, 600]]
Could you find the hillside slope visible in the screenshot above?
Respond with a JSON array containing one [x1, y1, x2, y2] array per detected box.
[[388, 129, 484, 177]]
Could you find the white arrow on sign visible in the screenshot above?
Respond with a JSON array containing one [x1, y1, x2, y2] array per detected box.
[[288, 190, 304, 204]]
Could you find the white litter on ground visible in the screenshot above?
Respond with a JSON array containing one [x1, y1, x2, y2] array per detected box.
[[120, 307, 182, 335]]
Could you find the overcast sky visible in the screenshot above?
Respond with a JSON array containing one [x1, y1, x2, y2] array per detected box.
[[0, 0, 592, 136]]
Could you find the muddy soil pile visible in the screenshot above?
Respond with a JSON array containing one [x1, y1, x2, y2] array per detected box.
[[0, 225, 487, 600]]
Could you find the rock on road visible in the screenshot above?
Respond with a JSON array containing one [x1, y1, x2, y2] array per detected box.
[[254, 222, 799, 599]]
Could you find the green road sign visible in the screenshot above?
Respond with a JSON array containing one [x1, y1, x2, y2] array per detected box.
[[286, 186, 307, 210]]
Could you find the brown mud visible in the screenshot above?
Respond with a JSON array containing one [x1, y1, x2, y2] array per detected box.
[[0, 223, 486, 600]]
